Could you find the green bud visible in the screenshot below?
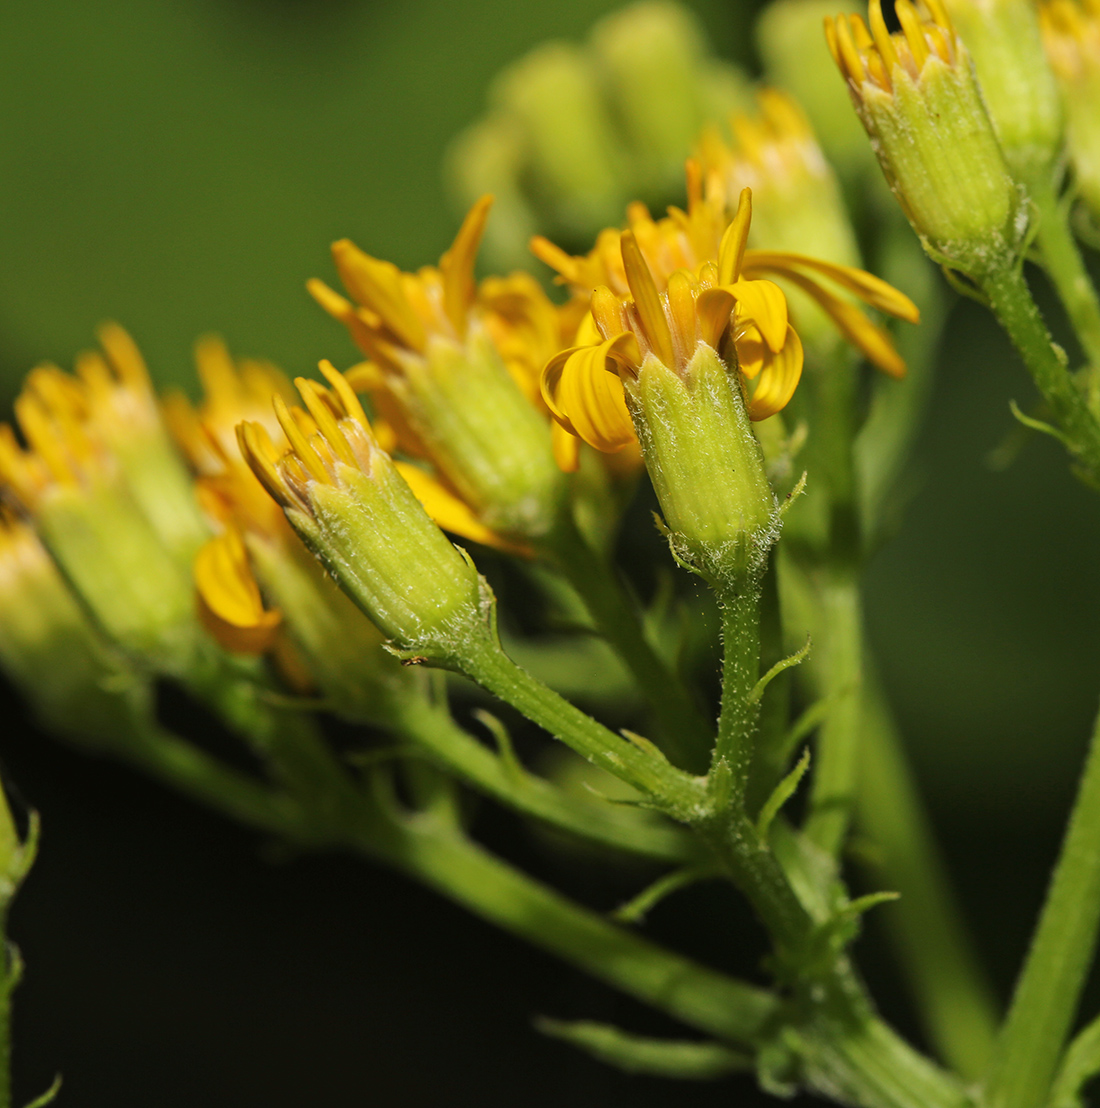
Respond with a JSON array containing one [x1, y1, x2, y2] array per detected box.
[[34, 479, 198, 672], [626, 346, 780, 586], [245, 532, 418, 722], [247, 412, 485, 656], [389, 328, 565, 540], [590, 1, 751, 198], [829, 4, 1027, 276], [0, 515, 148, 746], [945, 0, 1064, 181], [491, 42, 629, 237]]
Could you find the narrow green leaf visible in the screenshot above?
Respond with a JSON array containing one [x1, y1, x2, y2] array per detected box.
[[1049, 1011, 1100, 1107], [473, 708, 526, 783], [613, 866, 714, 924], [748, 636, 811, 705], [535, 1018, 752, 1079], [755, 748, 811, 843], [1008, 399, 1072, 447], [620, 728, 668, 762], [24, 1075, 62, 1108], [779, 469, 808, 519]]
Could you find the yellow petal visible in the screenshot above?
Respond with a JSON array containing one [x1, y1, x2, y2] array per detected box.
[[394, 461, 528, 554], [621, 231, 676, 370], [743, 252, 920, 322], [551, 420, 581, 473], [440, 195, 493, 339], [730, 279, 789, 353], [331, 240, 426, 352], [556, 345, 637, 454], [746, 326, 804, 421], [772, 269, 908, 379], [194, 529, 282, 654], [96, 322, 152, 392], [718, 188, 752, 285], [734, 325, 768, 381], [695, 287, 736, 350]]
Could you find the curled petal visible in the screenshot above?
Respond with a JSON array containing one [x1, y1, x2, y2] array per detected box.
[[743, 251, 920, 322], [440, 195, 493, 339], [542, 339, 637, 454], [395, 461, 529, 555], [776, 269, 908, 379], [730, 279, 788, 353], [734, 323, 768, 381], [194, 529, 282, 654], [746, 325, 804, 421]]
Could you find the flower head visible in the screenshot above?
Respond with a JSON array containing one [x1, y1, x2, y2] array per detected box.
[[534, 183, 919, 459], [237, 363, 484, 652], [826, 0, 1026, 273], [308, 198, 564, 542]]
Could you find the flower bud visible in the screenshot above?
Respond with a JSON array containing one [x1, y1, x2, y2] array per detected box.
[[0, 512, 146, 745], [827, 0, 1027, 276], [239, 365, 484, 656], [944, 0, 1064, 180], [590, 1, 752, 199], [310, 198, 565, 544], [1041, 0, 1100, 222]]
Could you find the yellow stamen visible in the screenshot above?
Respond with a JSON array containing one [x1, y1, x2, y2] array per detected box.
[[439, 194, 493, 339], [273, 396, 329, 485], [621, 231, 676, 369]]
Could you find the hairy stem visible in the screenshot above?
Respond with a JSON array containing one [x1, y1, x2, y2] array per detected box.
[[980, 264, 1100, 484]]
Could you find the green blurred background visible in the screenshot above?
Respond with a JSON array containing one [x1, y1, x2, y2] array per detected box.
[[3, 0, 1100, 1103]]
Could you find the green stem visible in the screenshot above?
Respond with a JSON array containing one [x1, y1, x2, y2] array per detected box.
[[855, 674, 998, 1079], [980, 264, 1100, 483], [538, 516, 713, 772], [1030, 174, 1100, 374], [119, 724, 312, 841], [453, 629, 706, 816], [0, 908, 10, 1108], [714, 582, 762, 797], [804, 573, 863, 857], [390, 698, 698, 863], [360, 817, 780, 1048], [983, 700, 1100, 1108]]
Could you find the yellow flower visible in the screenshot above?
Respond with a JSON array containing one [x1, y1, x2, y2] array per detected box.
[[535, 185, 918, 458], [825, 0, 1025, 271], [308, 197, 563, 543], [0, 324, 208, 563], [239, 361, 516, 556]]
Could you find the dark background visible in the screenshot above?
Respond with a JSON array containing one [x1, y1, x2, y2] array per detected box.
[[3, 0, 1100, 1103]]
